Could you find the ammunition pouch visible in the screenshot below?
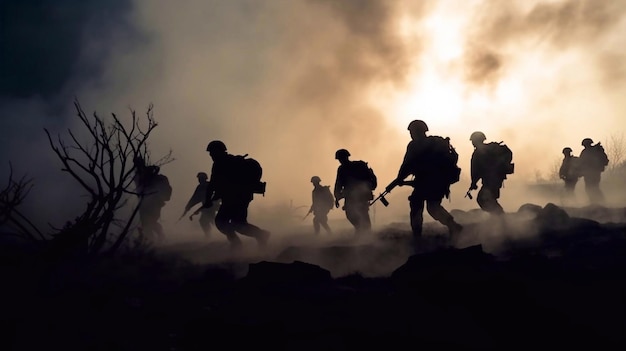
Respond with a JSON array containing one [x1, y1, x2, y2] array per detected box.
[[505, 163, 515, 175], [252, 181, 267, 195]]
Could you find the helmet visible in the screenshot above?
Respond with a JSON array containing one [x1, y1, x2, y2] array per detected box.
[[408, 120, 428, 133], [310, 176, 321, 183], [206, 140, 227, 153], [470, 131, 486, 142], [335, 149, 350, 159], [562, 147, 572, 154], [197, 172, 208, 179], [581, 138, 593, 147]]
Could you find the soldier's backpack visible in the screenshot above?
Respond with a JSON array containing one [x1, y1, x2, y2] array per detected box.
[[590, 143, 609, 171], [319, 186, 335, 211], [486, 141, 515, 178], [349, 160, 378, 190], [233, 154, 267, 195], [155, 174, 172, 202], [563, 156, 582, 179], [425, 136, 462, 187]]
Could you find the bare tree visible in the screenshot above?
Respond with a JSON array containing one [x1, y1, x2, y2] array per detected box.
[[547, 157, 562, 184], [604, 132, 625, 173], [0, 163, 45, 242], [39, 99, 173, 256]]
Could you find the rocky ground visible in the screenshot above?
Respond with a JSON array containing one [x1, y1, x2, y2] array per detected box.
[[1, 203, 625, 350]]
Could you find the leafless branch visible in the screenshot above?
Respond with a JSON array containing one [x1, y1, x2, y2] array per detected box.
[[0, 163, 45, 241], [40, 98, 173, 256], [604, 133, 625, 172]]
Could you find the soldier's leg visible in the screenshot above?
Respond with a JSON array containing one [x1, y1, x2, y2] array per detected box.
[[491, 186, 504, 214], [585, 173, 604, 204], [408, 193, 425, 237], [231, 200, 270, 246], [358, 201, 372, 232], [344, 201, 360, 230], [584, 176, 595, 204], [153, 221, 165, 240], [138, 208, 150, 235], [312, 215, 321, 234], [156, 206, 166, 239], [214, 203, 242, 247], [476, 186, 491, 211], [564, 179, 579, 204], [141, 206, 164, 240], [319, 212, 332, 233], [199, 212, 212, 237], [477, 186, 504, 214], [595, 180, 605, 204], [345, 201, 370, 234], [583, 176, 591, 201], [591, 182, 605, 204], [426, 199, 462, 236], [564, 180, 575, 194]]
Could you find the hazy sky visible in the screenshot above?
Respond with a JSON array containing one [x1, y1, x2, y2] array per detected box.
[[1, 0, 625, 230]]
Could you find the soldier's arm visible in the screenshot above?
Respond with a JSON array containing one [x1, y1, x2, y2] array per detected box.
[[470, 153, 480, 189], [559, 161, 567, 178], [395, 144, 417, 182], [202, 179, 218, 207], [206, 164, 222, 201], [184, 185, 203, 212], [333, 168, 344, 208], [333, 168, 344, 199]]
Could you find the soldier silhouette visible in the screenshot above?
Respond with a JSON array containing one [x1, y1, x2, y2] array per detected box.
[[468, 131, 514, 215], [204, 140, 270, 250], [333, 149, 377, 235], [578, 138, 608, 205], [559, 147, 581, 202], [133, 157, 171, 241], [180, 172, 219, 237], [385, 120, 463, 243], [307, 176, 334, 235]]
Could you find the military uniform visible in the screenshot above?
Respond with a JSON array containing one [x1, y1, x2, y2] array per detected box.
[[579, 145, 606, 205], [396, 138, 460, 237], [209, 153, 269, 248], [310, 184, 333, 234], [470, 146, 505, 215], [184, 180, 218, 237], [334, 161, 373, 234], [134, 165, 168, 240], [559, 153, 580, 198]]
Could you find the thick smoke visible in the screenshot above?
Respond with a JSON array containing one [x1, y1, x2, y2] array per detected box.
[[1, 0, 625, 241], [464, 0, 626, 87]]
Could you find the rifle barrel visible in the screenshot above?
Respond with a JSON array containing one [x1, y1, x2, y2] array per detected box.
[[370, 191, 390, 207]]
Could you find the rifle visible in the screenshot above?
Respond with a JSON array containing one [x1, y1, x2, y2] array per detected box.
[[189, 207, 203, 221], [370, 179, 416, 207], [176, 211, 188, 223], [302, 210, 311, 221], [370, 191, 390, 207]]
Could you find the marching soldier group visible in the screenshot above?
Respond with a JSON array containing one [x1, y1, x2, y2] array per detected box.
[[135, 119, 609, 251]]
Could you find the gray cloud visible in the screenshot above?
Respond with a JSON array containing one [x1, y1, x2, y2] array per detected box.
[[2, 0, 626, 235], [0, 0, 134, 100], [463, 0, 626, 87]]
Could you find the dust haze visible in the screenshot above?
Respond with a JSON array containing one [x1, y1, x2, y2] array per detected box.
[[1, 0, 625, 241]]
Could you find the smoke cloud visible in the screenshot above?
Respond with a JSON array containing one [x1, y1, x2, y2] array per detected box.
[[1, 0, 625, 236]]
